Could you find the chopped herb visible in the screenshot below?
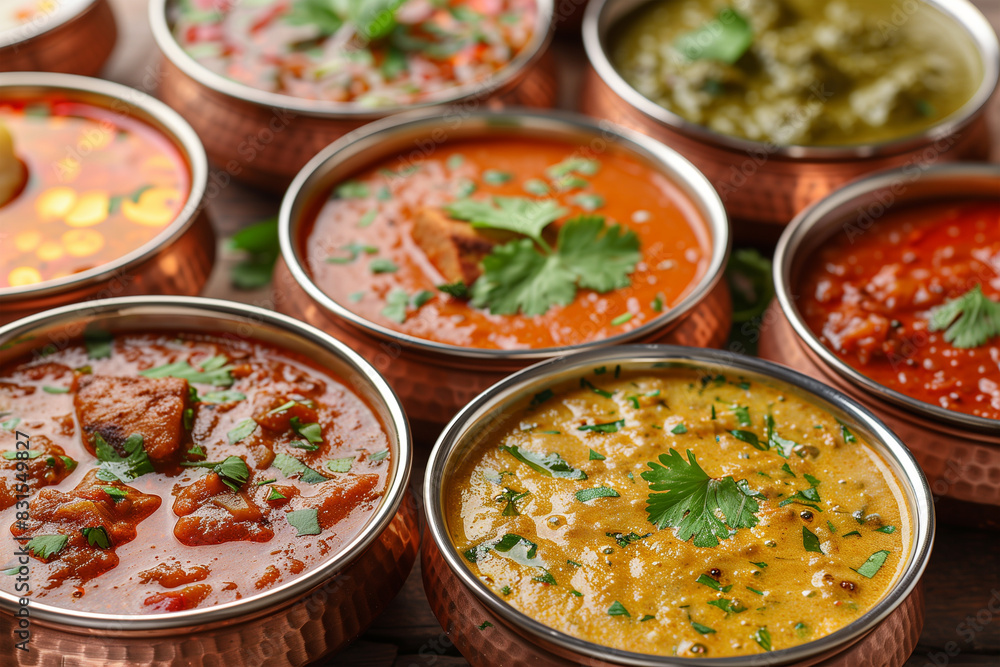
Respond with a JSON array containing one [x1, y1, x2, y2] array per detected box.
[[200, 390, 246, 403], [610, 312, 633, 326], [370, 449, 390, 462], [746, 587, 764, 595], [523, 179, 550, 196], [271, 453, 327, 484], [42, 386, 69, 394], [286, 508, 321, 536], [567, 560, 582, 567], [573, 194, 606, 211], [1, 418, 21, 431], [642, 449, 760, 547], [530, 389, 554, 407], [412, 290, 435, 308], [691, 621, 716, 635], [266, 487, 286, 501], [840, 422, 857, 444], [577, 419, 625, 434], [290, 417, 323, 444], [325, 242, 378, 264], [81, 526, 111, 549], [438, 281, 470, 298], [765, 415, 798, 458], [927, 285, 1000, 348], [370, 258, 399, 274], [710, 405, 716, 420], [289, 440, 318, 451], [547, 157, 600, 179], [501, 586, 511, 595], [750, 561, 768, 568], [781, 463, 796, 477], [477, 621, 494, 630], [27, 535, 68, 560], [640, 614, 655, 622], [802, 526, 824, 554], [676, 9, 754, 65], [381, 289, 410, 323], [325, 457, 354, 473], [2, 449, 42, 460], [730, 429, 766, 450], [707, 598, 747, 614], [532, 570, 557, 585], [827, 520, 837, 533], [874, 525, 896, 534], [843, 531, 862, 538], [94, 433, 155, 483], [627, 395, 640, 409], [140, 356, 233, 386], [500, 445, 586, 480], [754, 626, 772, 651], [671, 423, 688, 435], [348, 291, 365, 303], [588, 449, 606, 461], [446, 154, 464, 170], [464, 533, 540, 567], [795, 622, 809, 638], [358, 210, 377, 227], [580, 378, 614, 398], [733, 405, 751, 426], [651, 293, 665, 312], [255, 478, 276, 486], [101, 486, 127, 502], [483, 170, 513, 185], [575, 487, 620, 502], [445, 196, 566, 248], [608, 601, 630, 617], [336, 181, 369, 199], [853, 550, 890, 578], [227, 418, 258, 444], [498, 488, 530, 516], [84, 330, 113, 359], [696, 573, 732, 593]]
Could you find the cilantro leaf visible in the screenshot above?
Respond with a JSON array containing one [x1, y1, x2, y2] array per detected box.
[[272, 453, 328, 484], [227, 418, 258, 444], [437, 281, 470, 298], [754, 626, 772, 651], [692, 620, 716, 635], [81, 526, 111, 549], [676, 9, 754, 65], [707, 598, 747, 614], [498, 488, 530, 516], [214, 456, 250, 492], [140, 356, 233, 386], [928, 285, 1000, 348], [326, 457, 354, 473], [500, 445, 587, 480], [696, 573, 732, 592], [286, 508, 321, 536], [284, 0, 344, 35], [445, 197, 567, 249], [641, 449, 760, 548], [464, 533, 542, 567], [290, 417, 323, 443], [27, 534, 68, 560], [555, 216, 640, 292], [802, 526, 824, 554], [94, 433, 155, 483], [574, 487, 620, 502], [84, 329, 113, 359], [577, 419, 624, 433], [606, 531, 650, 547], [853, 550, 890, 578], [608, 601, 630, 617], [471, 240, 577, 316], [200, 390, 246, 403], [766, 414, 798, 458], [588, 449, 606, 461]]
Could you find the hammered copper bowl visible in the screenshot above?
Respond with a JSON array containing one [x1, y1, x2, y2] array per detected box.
[[0, 73, 215, 326], [0, 0, 116, 75], [0, 295, 418, 667], [274, 108, 732, 438], [581, 0, 1000, 240], [759, 163, 1000, 511], [422, 345, 934, 667], [148, 0, 558, 191]]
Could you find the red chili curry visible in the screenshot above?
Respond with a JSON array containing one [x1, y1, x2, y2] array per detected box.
[[800, 200, 1000, 421], [303, 137, 711, 350], [0, 332, 390, 613]]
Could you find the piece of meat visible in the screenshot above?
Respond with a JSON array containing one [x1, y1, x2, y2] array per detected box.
[[411, 207, 508, 285], [0, 434, 76, 511], [138, 562, 210, 589], [300, 473, 381, 529], [75, 375, 189, 460], [172, 468, 275, 546], [11, 470, 160, 586]]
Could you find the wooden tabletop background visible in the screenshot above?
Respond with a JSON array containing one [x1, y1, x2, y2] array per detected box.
[[96, 1, 1000, 665]]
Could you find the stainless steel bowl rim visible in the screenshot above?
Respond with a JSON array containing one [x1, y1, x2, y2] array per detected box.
[[582, 0, 1000, 160], [773, 162, 1000, 435], [0, 73, 209, 301], [0, 295, 413, 631], [424, 344, 935, 667], [279, 107, 731, 362], [0, 0, 98, 48], [148, 0, 555, 118]]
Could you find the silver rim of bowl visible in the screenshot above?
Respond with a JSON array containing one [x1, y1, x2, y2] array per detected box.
[[0, 0, 98, 49], [0, 295, 413, 630], [582, 0, 1000, 160], [0, 73, 209, 301], [148, 0, 555, 118], [773, 162, 1000, 435], [279, 107, 731, 362], [425, 344, 935, 666]]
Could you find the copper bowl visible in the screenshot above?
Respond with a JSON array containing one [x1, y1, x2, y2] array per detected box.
[[0, 73, 215, 326], [422, 345, 935, 666], [0, 295, 418, 666], [759, 163, 1000, 508], [148, 0, 558, 191], [274, 108, 732, 438], [0, 0, 116, 75], [580, 0, 1000, 239]]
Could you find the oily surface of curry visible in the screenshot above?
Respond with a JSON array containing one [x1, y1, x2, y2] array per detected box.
[[446, 368, 909, 658], [0, 332, 390, 614]]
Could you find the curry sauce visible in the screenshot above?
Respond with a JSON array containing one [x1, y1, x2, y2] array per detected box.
[[446, 367, 909, 657]]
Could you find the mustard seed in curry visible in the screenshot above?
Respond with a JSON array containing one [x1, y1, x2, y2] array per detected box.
[[446, 367, 909, 657]]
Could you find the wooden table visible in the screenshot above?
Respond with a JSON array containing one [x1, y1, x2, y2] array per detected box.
[[99, 1, 1000, 664]]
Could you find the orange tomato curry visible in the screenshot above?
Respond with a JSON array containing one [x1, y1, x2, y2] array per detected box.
[[800, 200, 1000, 421], [303, 137, 711, 350], [0, 332, 390, 614], [0, 97, 190, 289]]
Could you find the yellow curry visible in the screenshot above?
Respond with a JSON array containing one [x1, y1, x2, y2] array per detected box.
[[446, 367, 909, 657]]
